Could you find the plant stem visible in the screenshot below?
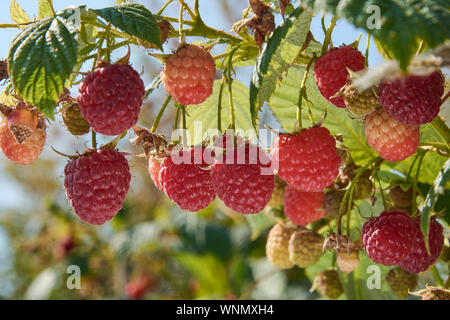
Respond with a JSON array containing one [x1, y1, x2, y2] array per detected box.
[[151, 95, 172, 133], [91, 129, 97, 149], [181, 105, 187, 130], [365, 34, 371, 67], [321, 15, 337, 56], [178, 1, 184, 43], [217, 77, 226, 132], [297, 57, 315, 129], [373, 161, 387, 210], [228, 78, 235, 131], [412, 150, 427, 216], [157, 0, 176, 15], [173, 107, 180, 131]]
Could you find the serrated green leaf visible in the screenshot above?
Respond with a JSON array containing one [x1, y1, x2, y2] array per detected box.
[[38, 0, 53, 18], [186, 80, 255, 145], [302, 0, 450, 70], [250, 7, 313, 126], [9, 0, 30, 24], [8, 16, 78, 119], [382, 151, 447, 185], [420, 158, 450, 254], [93, 3, 161, 49], [268, 64, 377, 165]]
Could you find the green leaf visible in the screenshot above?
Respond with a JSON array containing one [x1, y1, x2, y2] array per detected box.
[[420, 158, 450, 253], [93, 3, 161, 49], [250, 7, 313, 126], [38, 0, 53, 18], [340, 252, 398, 300], [268, 64, 377, 164], [9, 0, 30, 24], [8, 16, 78, 119], [302, 0, 450, 70], [186, 80, 255, 145], [175, 253, 230, 297], [245, 211, 274, 241]]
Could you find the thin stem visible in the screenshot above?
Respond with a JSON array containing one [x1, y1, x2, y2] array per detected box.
[[91, 129, 97, 149], [415, 40, 424, 56], [431, 266, 444, 287], [321, 14, 327, 35], [373, 162, 387, 210], [217, 77, 226, 132], [441, 91, 450, 106], [297, 56, 315, 129], [228, 78, 235, 131], [181, 105, 187, 130], [365, 34, 371, 67], [406, 152, 421, 182], [412, 150, 427, 216], [178, 2, 184, 43], [104, 23, 112, 62], [337, 158, 379, 234], [173, 107, 181, 131], [178, 0, 196, 20], [321, 15, 337, 56], [157, 0, 176, 15], [151, 95, 172, 133]]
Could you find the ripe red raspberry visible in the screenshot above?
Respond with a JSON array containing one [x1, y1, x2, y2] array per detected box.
[[78, 63, 145, 136], [148, 156, 163, 190], [361, 210, 416, 266], [378, 71, 444, 125], [271, 127, 340, 192], [283, 186, 326, 226], [365, 109, 419, 162], [64, 149, 131, 225], [397, 218, 444, 274], [212, 142, 274, 214], [161, 44, 215, 105], [314, 46, 365, 108], [0, 108, 46, 165], [159, 146, 216, 212]]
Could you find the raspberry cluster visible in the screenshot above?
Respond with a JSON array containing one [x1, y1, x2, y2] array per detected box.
[[362, 211, 444, 273]]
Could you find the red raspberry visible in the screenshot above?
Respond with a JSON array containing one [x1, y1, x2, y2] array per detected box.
[[161, 44, 215, 105], [283, 186, 326, 226], [64, 149, 131, 225], [0, 108, 46, 165], [378, 71, 444, 125], [78, 63, 145, 136], [270, 127, 340, 192], [159, 146, 216, 212], [397, 218, 444, 274], [212, 142, 274, 214], [148, 156, 163, 190], [314, 46, 365, 108], [365, 109, 419, 162], [361, 210, 416, 266]]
